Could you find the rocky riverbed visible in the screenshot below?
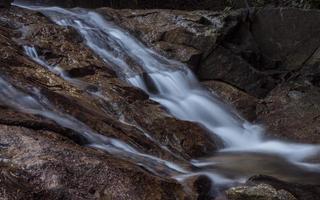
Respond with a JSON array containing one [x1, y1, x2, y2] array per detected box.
[[0, 1, 320, 200]]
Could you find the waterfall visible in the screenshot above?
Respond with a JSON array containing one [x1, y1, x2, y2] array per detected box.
[[18, 5, 319, 162], [9, 2, 320, 188]]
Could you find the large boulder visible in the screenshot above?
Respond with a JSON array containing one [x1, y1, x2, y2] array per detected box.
[[227, 175, 320, 200], [248, 175, 320, 200], [226, 183, 297, 200], [256, 80, 320, 143]]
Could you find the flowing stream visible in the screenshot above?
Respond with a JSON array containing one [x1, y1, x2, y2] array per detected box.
[[7, 1, 320, 195]]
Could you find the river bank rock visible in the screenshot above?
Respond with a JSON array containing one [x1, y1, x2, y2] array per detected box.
[[227, 175, 320, 200], [226, 183, 297, 200], [247, 175, 320, 200], [256, 80, 320, 143]]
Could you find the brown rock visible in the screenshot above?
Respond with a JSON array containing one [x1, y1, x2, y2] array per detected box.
[[226, 183, 297, 200], [0, 125, 190, 200], [257, 81, 320, 143], [198, 46, 277, 98], [203, 80, 259, 122], [248, 175, 320, 200], [97, 8, 242, 71]]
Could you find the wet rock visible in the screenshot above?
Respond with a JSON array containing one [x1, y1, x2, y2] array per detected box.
[[203, 80, 259, 122], [251, 8, 320, 71], [98, 8, 278, 98], [256, 81, 320, 143], [226, 183, 297, 200], [248, 175, 320, 200], [3, 6, 219, 159], [193, 175, 214, 200], [97, 8, 243, 71], [102, 7, 320, 98], [0, 125, 190, 200], [124, 100, 221, 158], [198, 46, 277, 98]]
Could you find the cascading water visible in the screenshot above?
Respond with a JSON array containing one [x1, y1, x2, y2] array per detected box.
[[21, 5, 320, 161], [10, 1, 320, 192], [0, 76, 195, 178]]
